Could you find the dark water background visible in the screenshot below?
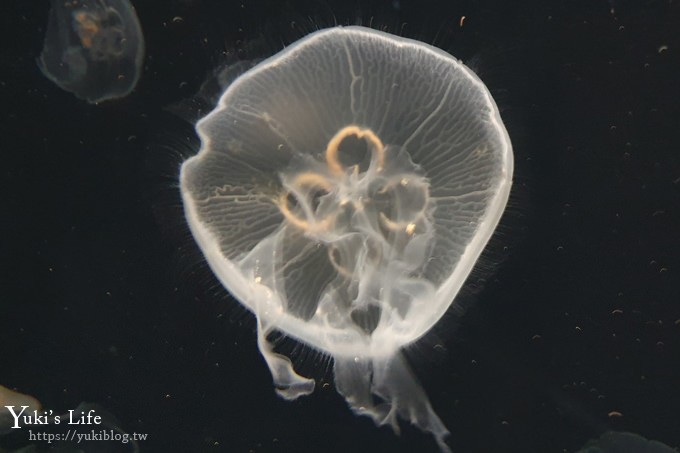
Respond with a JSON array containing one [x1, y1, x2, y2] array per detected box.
[[1, 0, 679, 452]]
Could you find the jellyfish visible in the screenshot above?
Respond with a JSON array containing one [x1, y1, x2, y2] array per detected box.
[[577, 431, 676, 453], [1, 385, 139, 451], [38, 0, 145, 103], [180, 26, 513, 451], [0, 385, 41, 435]]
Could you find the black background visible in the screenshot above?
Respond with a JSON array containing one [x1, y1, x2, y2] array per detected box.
[[1, 0, 679, 452]]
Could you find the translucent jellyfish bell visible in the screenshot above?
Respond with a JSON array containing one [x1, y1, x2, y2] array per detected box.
[[180, 26, 513, 451], [38, 0, 144, 103], [0, 385, 41, 435]]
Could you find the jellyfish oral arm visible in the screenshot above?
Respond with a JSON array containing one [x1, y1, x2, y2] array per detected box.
[[334, 354, 451, 453]]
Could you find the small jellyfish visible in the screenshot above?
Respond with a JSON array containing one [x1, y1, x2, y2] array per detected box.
[[1, 386, 139, 451], [0, 385, 41, 435], [38, 0, 145, 103], [578, 431, 676, 453], [180, 26, 513, 451]]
